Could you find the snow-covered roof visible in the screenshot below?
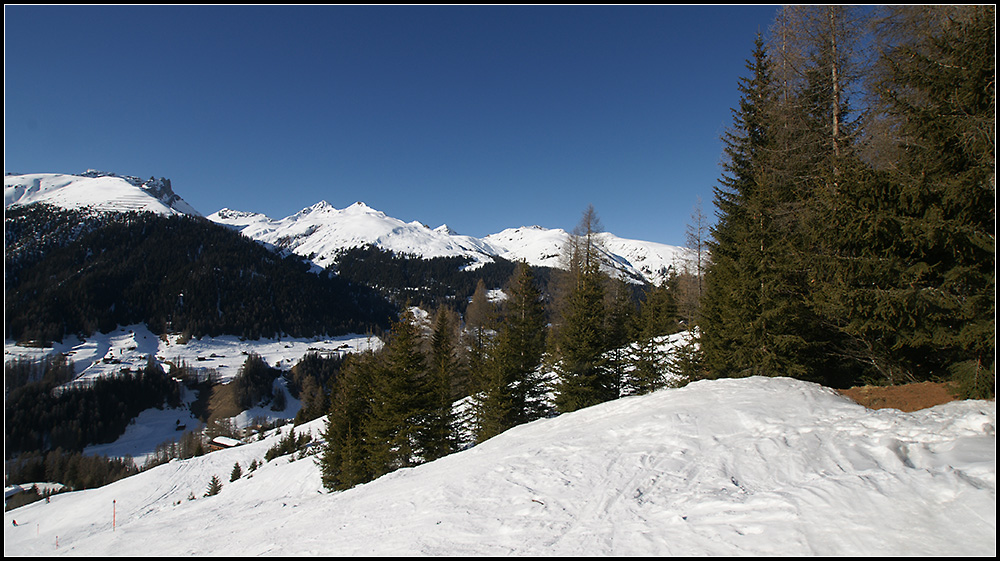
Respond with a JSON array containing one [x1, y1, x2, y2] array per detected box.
[[210, 436, 242, 448]]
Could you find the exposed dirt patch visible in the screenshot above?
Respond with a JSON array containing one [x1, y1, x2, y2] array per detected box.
[[837, 381, 961, 412]]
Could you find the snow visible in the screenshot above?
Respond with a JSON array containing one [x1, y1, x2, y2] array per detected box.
[[4, 323, 382, 387], [4, 172, 993, 554], [4, 324, 383, 465], [4, 171, 691, 285], [4, 377, 994, 556], [81, 391, 203, 465], [4, 173, 199, 217], [209, 200, 504, 271], [210, 202, 693, 285]]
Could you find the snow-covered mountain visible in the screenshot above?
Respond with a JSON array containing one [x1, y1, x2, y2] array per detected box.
[[4, 171, 200, 217], [3, 376, 994, 556], [4, 171, 691, 284], [210, 202, 692, 285], [210, 201, 503, 271]]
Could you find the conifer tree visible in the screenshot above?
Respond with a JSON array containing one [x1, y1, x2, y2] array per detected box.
[[816, 6, 996, 395], [364, 307, 429, 476], [603, 276, 637, 397], [230, 462, 242, 482], [204, 474, 222, 497], [679, 198, 709, 325], [423, 306, 459, 460], [320, 350, 375, 491], [551, 207, 614, 412], [471, 349, 513, 443], [627, 280, 680, 395], [500, 262, 550, 424], [464, 278, 497, 394], [472, 261, 548, 442], [701, 33, 783, 379]]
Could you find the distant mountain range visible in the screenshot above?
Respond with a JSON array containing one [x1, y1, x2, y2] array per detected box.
[[5, 171, 692, 285]]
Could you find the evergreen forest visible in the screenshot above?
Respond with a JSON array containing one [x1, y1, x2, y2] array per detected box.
[[700, 5, 994, 400], [5, 204, 397, 343], [319, 214, 693, 491]]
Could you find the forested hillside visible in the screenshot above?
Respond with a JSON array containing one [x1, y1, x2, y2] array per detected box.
[[331, 244, 556, 314], [4, 204, 396, 343], [319, 207, 694, 492]]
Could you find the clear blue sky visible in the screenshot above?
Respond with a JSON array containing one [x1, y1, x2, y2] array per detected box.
[[5, 5, 779, 246]]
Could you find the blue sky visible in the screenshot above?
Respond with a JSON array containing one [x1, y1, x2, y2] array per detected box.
[[5, 5, 779, 246]]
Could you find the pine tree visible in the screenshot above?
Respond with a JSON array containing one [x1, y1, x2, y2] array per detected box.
[[230, 462, 242, 482]]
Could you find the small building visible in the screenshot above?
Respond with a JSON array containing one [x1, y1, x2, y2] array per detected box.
[[208, 436, 242, 451]]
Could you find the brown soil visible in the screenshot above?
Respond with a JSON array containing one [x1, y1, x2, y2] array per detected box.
[[837, 381, 961, 412]]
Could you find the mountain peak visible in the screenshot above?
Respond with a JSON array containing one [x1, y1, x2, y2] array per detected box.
[[346, 201, 376, 211], [4, 172, 201, 217], [210, 200, 690, 284]]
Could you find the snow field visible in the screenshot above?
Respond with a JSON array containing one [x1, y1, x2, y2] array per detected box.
[[4, 377, 994, 556]]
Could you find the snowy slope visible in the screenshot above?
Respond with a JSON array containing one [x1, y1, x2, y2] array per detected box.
[[4, 324, 381, 388], [210, 201, 501, 271], [3, 377, 994, 556], [4, 324, 383, 465], [210, 202, 693, 284], [4, 172, 200, 216]]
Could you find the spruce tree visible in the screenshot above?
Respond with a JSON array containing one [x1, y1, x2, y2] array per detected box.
[[471, 351, 513, 443], [828, 6, 996, 395], [320, 350, 375, 491], [423, 306, 458, 460], [604, 276, 637, 397], [701, 33, 782, 379], [363, 307, 429, 476], [501, 262, 549, 424], [204, 474, 222, 497], [473, 261, 549, 443], [627, 280, 680, 395]]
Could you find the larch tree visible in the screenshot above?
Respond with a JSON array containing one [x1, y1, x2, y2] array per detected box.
[[551, 206, 615, 413]]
